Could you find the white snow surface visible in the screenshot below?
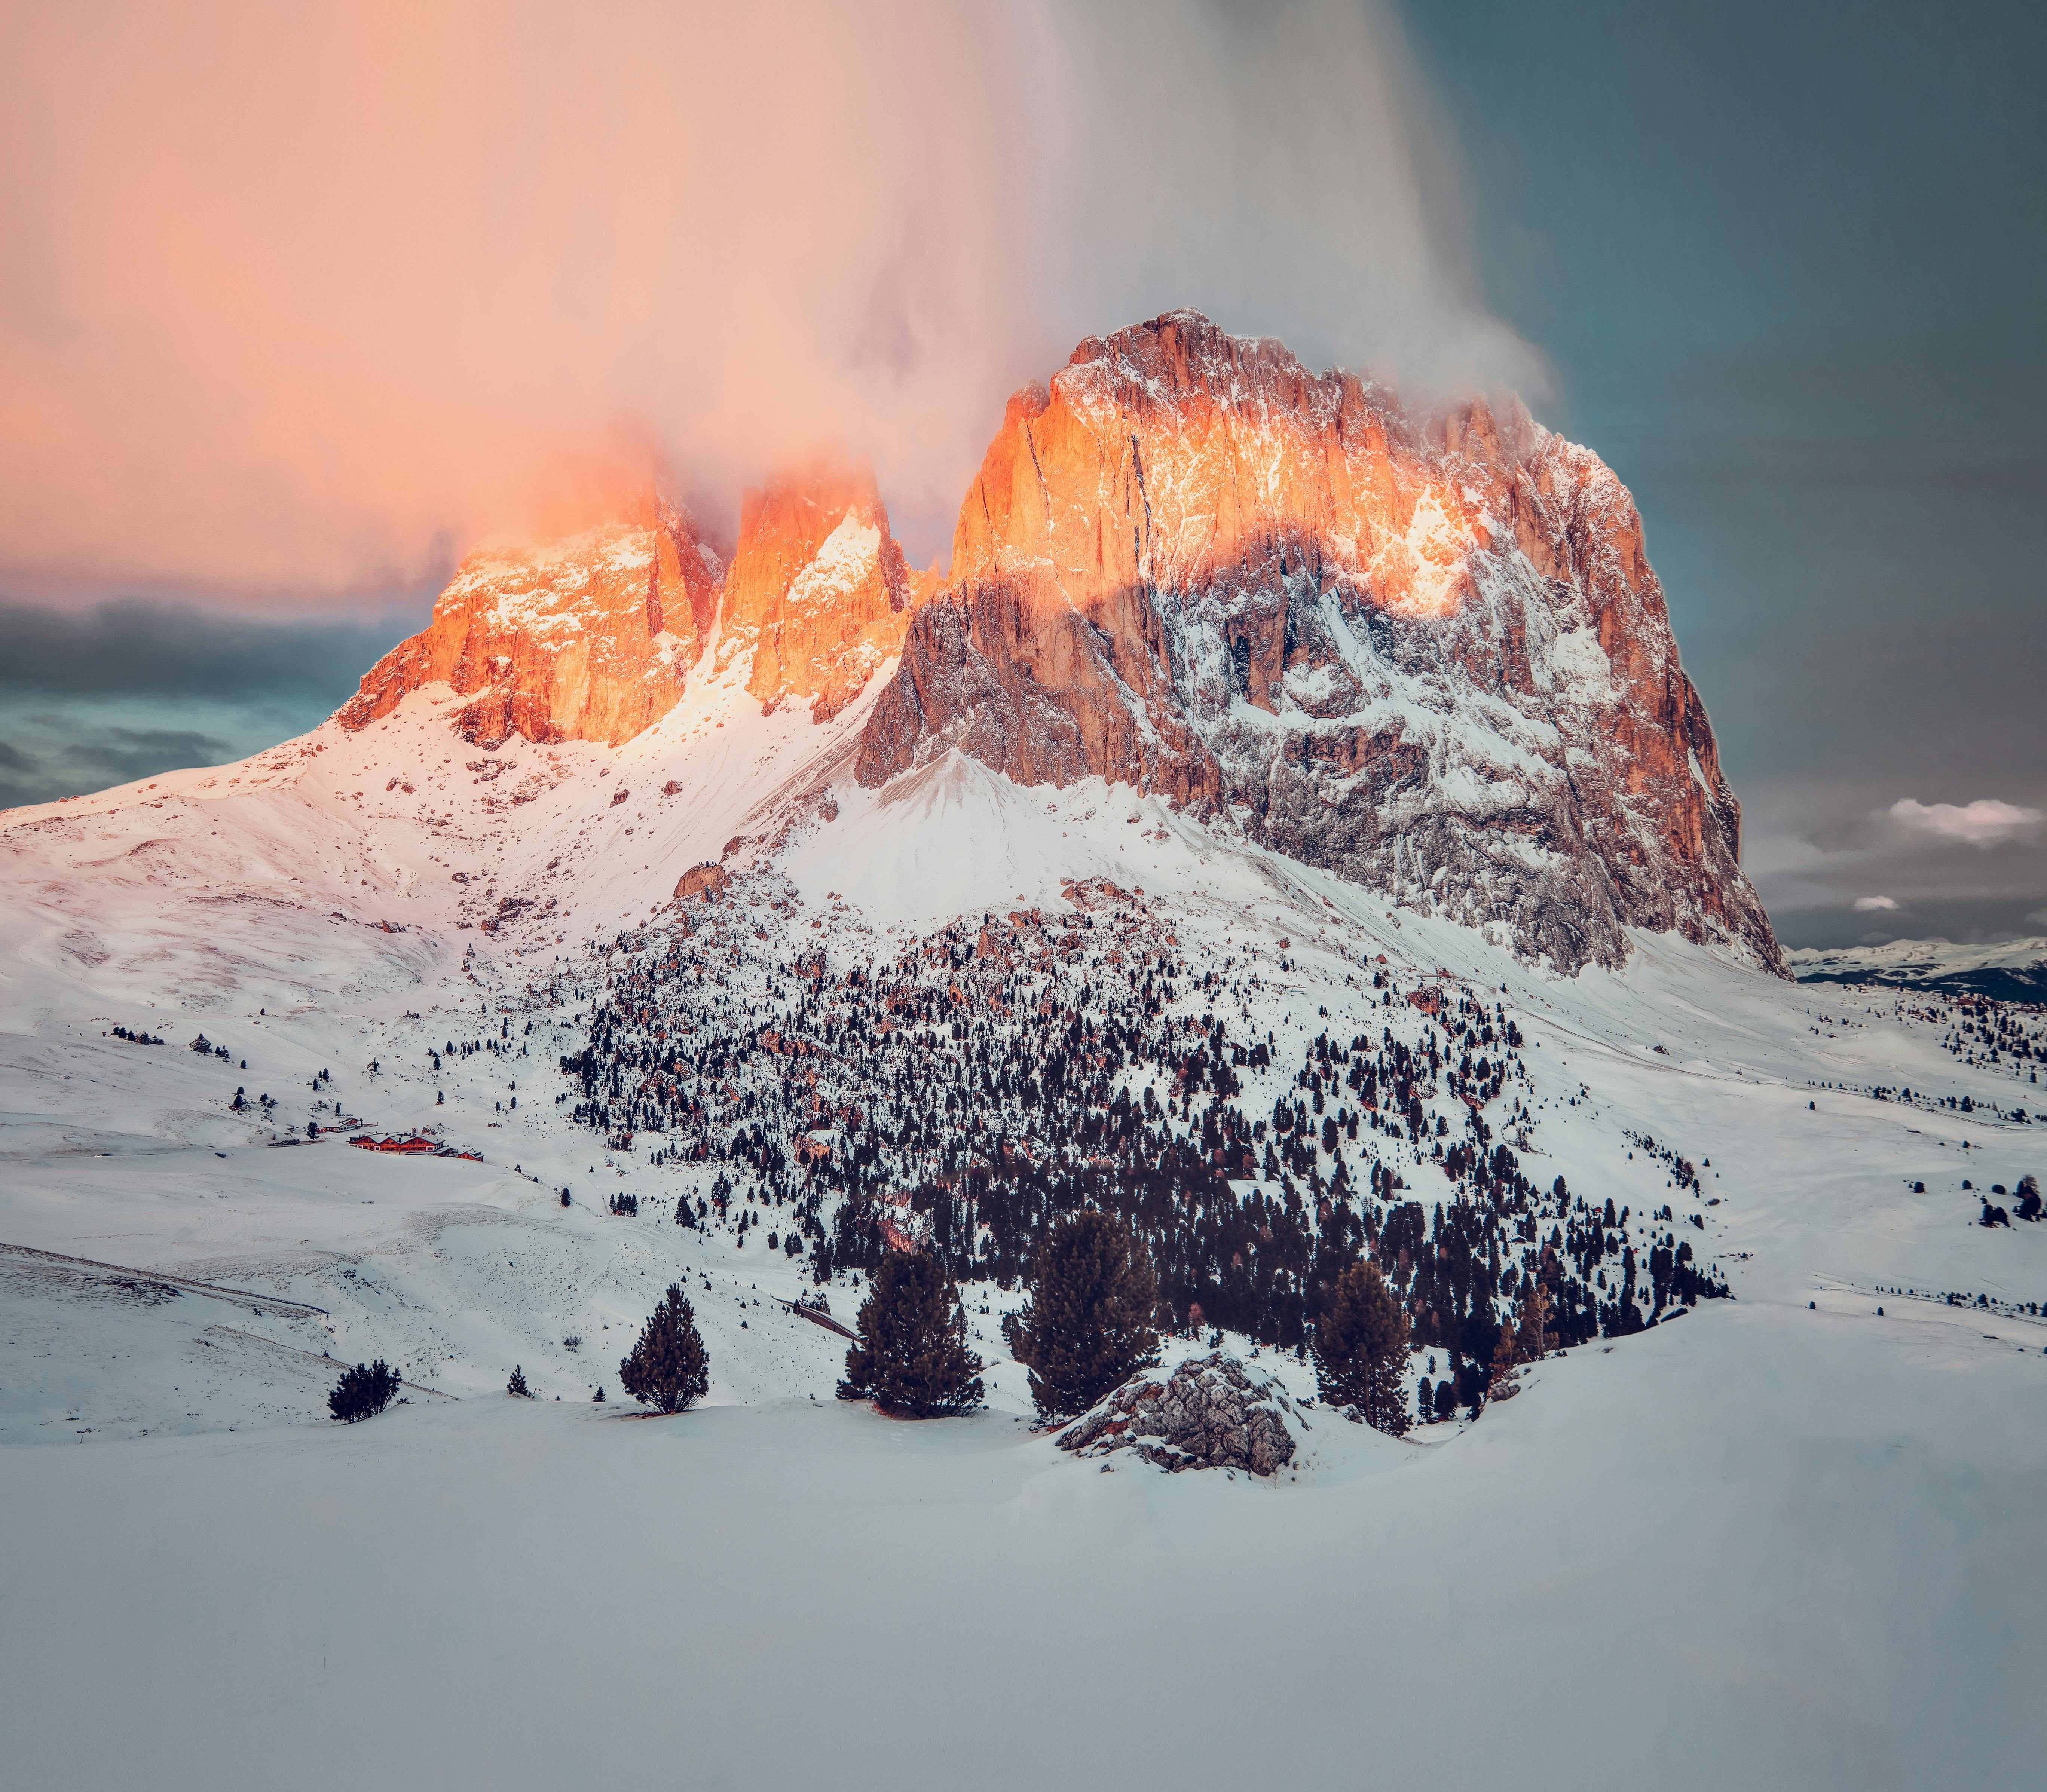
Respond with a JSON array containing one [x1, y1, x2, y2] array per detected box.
[[2, 670, 2044, 1789], [782, 510, 882, 615]]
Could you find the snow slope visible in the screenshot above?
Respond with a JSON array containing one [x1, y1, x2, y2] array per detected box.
[[2, 657, 2044, 1788]]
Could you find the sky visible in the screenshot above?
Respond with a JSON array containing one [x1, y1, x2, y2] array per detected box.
[[1, 0, 2040, 949]]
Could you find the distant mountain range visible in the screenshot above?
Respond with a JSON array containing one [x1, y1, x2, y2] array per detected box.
[[1789, 936, 2047, 1002]]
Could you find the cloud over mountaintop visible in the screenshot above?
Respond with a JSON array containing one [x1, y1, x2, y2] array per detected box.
[[0, 0, 1542, 600]]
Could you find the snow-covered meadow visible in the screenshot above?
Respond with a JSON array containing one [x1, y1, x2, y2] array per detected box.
[[2, 676, 2043, 1788]]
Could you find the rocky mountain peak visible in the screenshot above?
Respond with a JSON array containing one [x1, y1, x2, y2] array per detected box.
[[334, 452, 924, 746], [718, 458, 917, 721], [857, 310, 1781, 975], [329, 310, 1778, 976], [338, 489, 720, 749]]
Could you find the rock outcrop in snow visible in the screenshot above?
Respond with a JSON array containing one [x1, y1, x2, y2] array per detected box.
[[1055, 1353, 1298, 1476], [340, 493, 721, 748], [856, 312, 1781, 975]]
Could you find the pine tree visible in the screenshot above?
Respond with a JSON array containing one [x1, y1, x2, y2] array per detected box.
[[507, 1365, 533, 1398], [2016, 1174, 2042, 1222], [1518, 1279, 1551, 1362], [618, 1283, 710, 1415], [1011, 1209, 1158, 1418], [1311, 1256, 1410, 1435], [328, 1359, 401, 1422], [1488, 1316, 1518, 1394], [836, 1251, 983, 1417]]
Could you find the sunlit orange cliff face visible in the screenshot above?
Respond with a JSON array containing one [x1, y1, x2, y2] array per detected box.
[[716, 461, 919, 723], [339, 492, 719, 749], [857, 311, 1775, 973], [339, 461, 922, 745], [339, 311, 1779, 974]]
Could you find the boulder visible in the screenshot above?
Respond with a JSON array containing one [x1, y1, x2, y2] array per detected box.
[[1055, 1352, 1296, 1477]]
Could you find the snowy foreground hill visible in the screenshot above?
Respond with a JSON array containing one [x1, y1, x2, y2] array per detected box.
[[1, 648, 2042, 1791]]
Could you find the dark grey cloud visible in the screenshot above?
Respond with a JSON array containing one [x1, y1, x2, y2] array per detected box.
[[0, 598, 417, 703], [0, 711, 236, 809], [1742, 774, 2047, 951], [0, 597, 418, 809], [66, 725, 233, 783]]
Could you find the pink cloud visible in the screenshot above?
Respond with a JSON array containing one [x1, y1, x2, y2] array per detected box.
[[0, 1, 1539, 603], [1887, 799, 2044, 847]]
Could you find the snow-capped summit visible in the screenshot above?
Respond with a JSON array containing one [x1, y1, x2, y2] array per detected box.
[[336, 457, 926, 752], [715, 457, 921, 722]]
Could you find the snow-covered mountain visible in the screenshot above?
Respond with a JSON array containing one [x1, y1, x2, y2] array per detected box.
[[321, 311, 1775, 977], [862, 313, 1779, 975], [1791, 934, 2047, 1002], [2, 315, 2041, 1790]]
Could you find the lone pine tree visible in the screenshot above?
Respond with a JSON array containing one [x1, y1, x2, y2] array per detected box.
[[1310, 1257, 1411, 1436], [618, 1283, 710, 1415], [1010, 1209, 1158, 1419], [1518, 1278, 1551, 1363], [836, 1250, 984, 1418]]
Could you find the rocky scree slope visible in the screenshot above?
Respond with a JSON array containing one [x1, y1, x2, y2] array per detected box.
[[856, 311, 1779, 976]]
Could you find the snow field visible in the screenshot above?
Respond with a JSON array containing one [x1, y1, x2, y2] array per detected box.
[[3, 678, 2045, 1786]]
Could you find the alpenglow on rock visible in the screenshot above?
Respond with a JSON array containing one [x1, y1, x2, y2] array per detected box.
[[338, 461, 924, 748], [856, 311, 1781, 975], [716, 459, 922, 723], [340, 492, 722, 749]]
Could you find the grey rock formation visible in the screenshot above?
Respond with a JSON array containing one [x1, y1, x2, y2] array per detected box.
[[1055, 1353, 1297, 1477]]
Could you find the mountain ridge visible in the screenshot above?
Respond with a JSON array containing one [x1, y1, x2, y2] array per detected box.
[[251, 312, 1770, 976]]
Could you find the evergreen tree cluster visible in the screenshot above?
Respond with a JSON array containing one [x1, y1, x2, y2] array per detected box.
[[526, 878, 1720, 1394], [328, 1359, 401, 1422]]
